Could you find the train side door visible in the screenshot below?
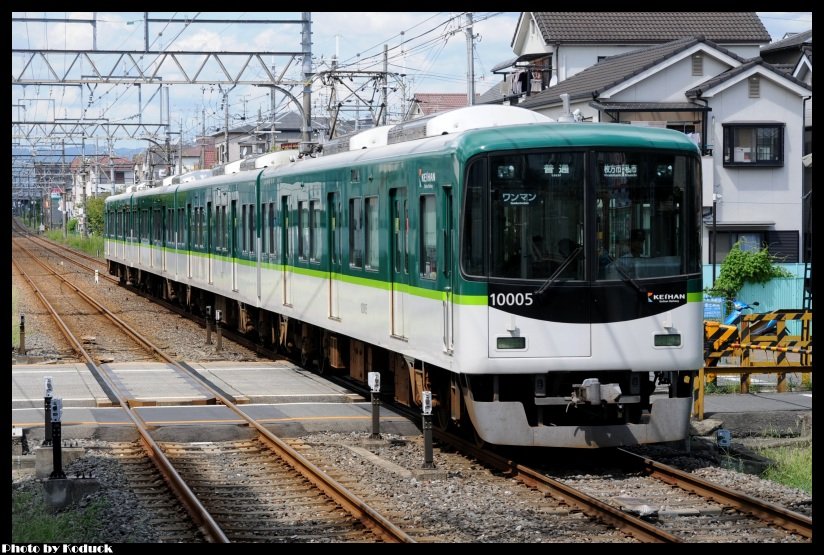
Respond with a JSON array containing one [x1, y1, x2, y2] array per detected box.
[[281, 195, 292, 306], [163, 207, 169, 272], [186, 203, 192, 278], [207, 201, 213, 284], [441, 186, 454, 353], [231, 199, 238, 291], [390, 188, 408, 339], [327, 191, 341, 320]]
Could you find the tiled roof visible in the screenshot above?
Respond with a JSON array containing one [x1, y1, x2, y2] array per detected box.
[[771, 63, 797, 76], [761, 29, 812, 53], [70, 155, 133, 171], [531, 12, 771, 44], [519, 36, 744, 108], [476, 80, 510, 104], [685, 58, 812, 97], [411, 93, 472, 116], [590, 101, 710, 111]]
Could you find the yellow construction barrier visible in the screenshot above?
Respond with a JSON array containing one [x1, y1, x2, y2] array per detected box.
[[694, 310, 812, 420]]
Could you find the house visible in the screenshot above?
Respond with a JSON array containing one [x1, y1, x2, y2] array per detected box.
[[487, 12, 770, 104], [68, 155, 134, 232], [212, 124, 264, 164], [760, 30, 812, 266], [404, 93, 476, 120], [504, 35, 810, 266]]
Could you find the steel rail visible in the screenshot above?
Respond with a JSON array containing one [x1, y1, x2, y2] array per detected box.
[[429, 428, 683, 543], [15, 231, 413, 543], [11, 251, 230, 543], [616, 449, 813, 539]]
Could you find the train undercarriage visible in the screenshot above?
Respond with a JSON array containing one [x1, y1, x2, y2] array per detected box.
[[111, 260, 695, 447]]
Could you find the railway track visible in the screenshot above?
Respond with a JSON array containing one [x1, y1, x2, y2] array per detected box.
[[13, 221, 811, 543], [436, 431, 811, 542], [12, 224, 415, 543]]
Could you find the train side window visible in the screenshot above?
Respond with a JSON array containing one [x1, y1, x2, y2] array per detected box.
[[268, 203, 276, 256], [177, 208, 184, 247], [249, 204, 255, 255], [420, 194, 437, 279], [153, 208, 161, 244], [365, 196, 379, 270], [349, 197, 363, 268], [261, 202, 267, 255], [310, 200, 321, 263], [221, 206, 227, 251], [298, 200, 309, 260], [241, 205, 247, 252], [462, 159, 486, 276]]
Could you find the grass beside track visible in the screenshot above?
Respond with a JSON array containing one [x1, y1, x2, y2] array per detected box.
[[757, 444, 812, 493], [45, 230, 105, 259], [11, 489, 107, 542]]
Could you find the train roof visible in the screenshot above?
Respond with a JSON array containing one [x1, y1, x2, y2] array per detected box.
[[259, 117, 700, 180], [107, 106, 700, 204]]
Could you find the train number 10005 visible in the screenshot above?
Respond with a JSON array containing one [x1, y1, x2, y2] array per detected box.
[[489, 292, 534, 307]]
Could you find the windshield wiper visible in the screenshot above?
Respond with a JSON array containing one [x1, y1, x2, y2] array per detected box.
[[535, 245, 583, 295], [603, 253, 647, 296]]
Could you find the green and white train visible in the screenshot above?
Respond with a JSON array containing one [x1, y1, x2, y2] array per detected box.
[[105, 105, 704, 448]]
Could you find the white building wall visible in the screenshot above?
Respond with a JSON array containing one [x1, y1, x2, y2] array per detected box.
[[609, 55, 734, 102], [560, 45, 641, 81], [707, 77, 806, 256]]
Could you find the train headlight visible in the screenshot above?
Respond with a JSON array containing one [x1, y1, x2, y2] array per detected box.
[[654, 334, 681, 347], [496, 336, 526, 350]]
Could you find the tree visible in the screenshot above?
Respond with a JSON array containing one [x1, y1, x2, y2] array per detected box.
[[84, 194, 109, 236], [707, 241, 792, 301]]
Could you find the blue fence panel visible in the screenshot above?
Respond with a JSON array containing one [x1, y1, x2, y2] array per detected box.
[[702, 263, 811, 335]]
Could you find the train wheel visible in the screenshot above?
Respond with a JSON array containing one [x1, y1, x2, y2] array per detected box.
[[471, 425, 486, 448], [317, 354, 329, 375], [434, 405, 449, 432]]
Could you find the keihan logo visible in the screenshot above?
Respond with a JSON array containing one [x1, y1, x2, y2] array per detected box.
[[418, 169, 437, 183], [648, 291, 686, 303]]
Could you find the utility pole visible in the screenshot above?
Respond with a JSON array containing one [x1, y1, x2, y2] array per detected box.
[[382, 45, 388, 125], [301, 12, 313, 151], [61, 139, 67, 238], [179, 119, 184, 176], [201, 107, 206, 169], [81, 137, 88, 239], [465, 13, 476, 106], [224, 89, 230, 164]]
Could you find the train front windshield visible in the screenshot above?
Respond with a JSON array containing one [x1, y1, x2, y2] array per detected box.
[[463, 150, 701, 281]]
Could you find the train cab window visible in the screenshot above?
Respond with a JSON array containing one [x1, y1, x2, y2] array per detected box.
[[349, 197, 363, 268], [420, 194, 437, 279], [595, 152, 696, 280], [310, 200, 321, 263], [365, 197, 379, 270], [490, 152, 585, 280]]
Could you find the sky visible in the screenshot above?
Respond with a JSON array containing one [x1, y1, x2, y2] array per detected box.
[[11, 11, 813, 151]]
